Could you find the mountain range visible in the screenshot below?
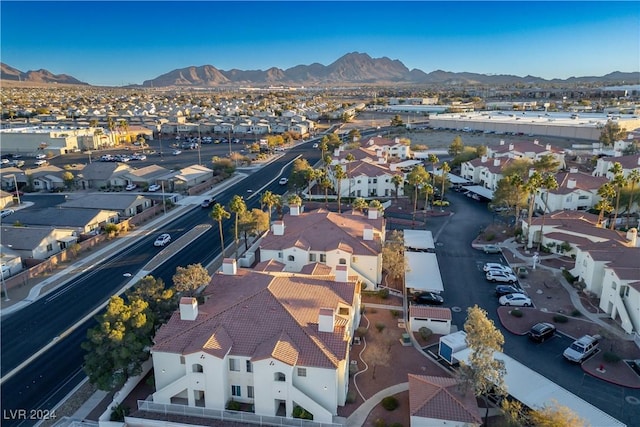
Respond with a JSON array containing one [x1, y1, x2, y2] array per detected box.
[[2, 52, 639, 88]]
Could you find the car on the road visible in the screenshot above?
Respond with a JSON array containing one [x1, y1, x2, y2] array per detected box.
[[125, 184, 137, 191], [486, 270, 518, 284], [498, 293, 532, 307], [483, 263, 514, 274], [1, 209, 15, 218], [483, 244, 502, 254], [131, 154, 147, 161], [412, 292, 444, 305], [279, 177, 289, 185], [148, 184, 161, 192], [495, 284, 520, 297], [153, 233, 171, 247], [172, 149, 182, 155], [35, 153, 47, 160], [201, 198, 215, 208], [34, 159, 48, 167], [528, 322, 556, 342], [312, 143, 319, 148], [563, 334, 600, 363]]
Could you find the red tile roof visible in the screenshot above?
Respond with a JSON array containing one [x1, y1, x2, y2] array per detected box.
[[551, 171, 608, 194], [260, 208, 383, 256], [408, 374, 481, 425], [153, 270, 358, 369], [409, 306, 452, 320]]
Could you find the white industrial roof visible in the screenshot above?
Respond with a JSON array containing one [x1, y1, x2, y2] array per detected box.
[[453, 348, 625, 427], [404, 229, 435, 250], [405, 252, 443, 293]]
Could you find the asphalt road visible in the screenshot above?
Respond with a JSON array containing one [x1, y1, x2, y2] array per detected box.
[[0, 139, 321, 427], [430, 189, 640, 425]]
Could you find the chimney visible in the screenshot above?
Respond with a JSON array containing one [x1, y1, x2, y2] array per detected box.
[[368, 208, 380, 220], [626, 228, 638, 247], [493, 159, 501, 167], [333, 148, 341, 156], [569, 167, 578, 173], [180, 297, 198, 321], [222, 258, 237, 275], [378, 157, 386, 164], [567, 178, 576, 189], [363, 225, 374, 241], [289, 204, 302, 216], [481, 155, 488, 163], [335, 265, 349, 283], [272, 220, 285, 235], [389, 164, 397, 171], [533, 139, 539, 145], [545, 143, 552, 151], [500, 140, 505, 146], [637, 156, 640, 166], [394, 137, 400, 144], [508, 143, 514, 151], [318, 307, 335, 332], [376, 149, 384, 157]]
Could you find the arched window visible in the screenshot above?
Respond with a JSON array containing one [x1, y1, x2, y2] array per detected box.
[[288, 255, 295, 261], [339, 258, 347, 265], [274, 372, 286, 382], [192, 363, 203, 373]]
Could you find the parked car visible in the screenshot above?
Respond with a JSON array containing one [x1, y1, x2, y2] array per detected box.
[[483, 244, 502, 254], [1, 209, 15, 218], [125, 184, 137, 191], [412, 292, 444, 306], [528, 322, 556, 342], [131, 154, 147, 161], [148, 184, 161, 192], [563, 334, 600, 363], [486, 270, 518, 284], [153, 233, 172, 247], [35, 153, 47, 160], [201, 198, 215, 208], [495, 285, 521, 297], [498, 293, 532, 307], [172, 149, 182, 156], [279, 177, 289, 185], [34, 160, 48, 167], [483, 263, 513, 274]]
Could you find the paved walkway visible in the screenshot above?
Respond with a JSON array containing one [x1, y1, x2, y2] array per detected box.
[[345, 383, 409, 427]]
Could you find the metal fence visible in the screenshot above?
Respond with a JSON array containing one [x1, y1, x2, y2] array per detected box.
[[136, 400, 342, 427]]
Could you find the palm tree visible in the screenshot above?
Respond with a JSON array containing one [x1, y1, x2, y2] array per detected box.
[[287, 193, 302, 210], [407, 165, 429, 222], [610, 172, 628, 230], [439, 161, 451, 201], [89, 118, 99, 128], [596, 182, 616, 227], [229, 195, 247, 255], [333, 164, 347, 213], [352, 197, 368, 214], [423, 183, 434, 211], [507, 174, 525, 221], [427, 154, 439, 204], [118, 119, 129, 144], [625, 169, 640, 228], [210, 203, 230, 255], [260, 190, 278, 224], [345, 153, 356, 199], [320, 173, 333, 206], [524, 171, 543, 248], [536, 174, 559, 252], [107, 116, 116, 146], [391, 174, 404, 199], [369, 199, 383, 215]]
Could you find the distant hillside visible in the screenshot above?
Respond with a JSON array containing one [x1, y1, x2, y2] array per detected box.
[[0, 63, 88, 85]]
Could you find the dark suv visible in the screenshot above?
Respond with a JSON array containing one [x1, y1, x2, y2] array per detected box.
[[412, 292, 444, 306], [528, 322, 556, 342]]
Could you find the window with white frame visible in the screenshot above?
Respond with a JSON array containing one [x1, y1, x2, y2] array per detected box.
[[309, 253, 316, 262], [246, 360, 253, 372], [288, 255, 295, 261], [339, 258, 347, 265], [278, 251, 283, 259], [320, 254, 326, 263], [247, 385, 254, 398], [231, 385, 241, 396], [297, 367, 307, 377], [229, 358, 239, 371]]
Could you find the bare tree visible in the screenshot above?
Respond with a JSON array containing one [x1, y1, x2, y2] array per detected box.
[[365, 341, 390, 380]]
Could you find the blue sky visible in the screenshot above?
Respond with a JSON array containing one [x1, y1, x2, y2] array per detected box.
[[1, 1, 638, 86]]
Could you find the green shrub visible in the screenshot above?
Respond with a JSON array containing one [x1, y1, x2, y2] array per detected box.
[[356, 326, 368, 337], [226, 400, 241, 411], [571, 309, 582, 317], [553, 314, 568, 323], [292, 405, 313, 420], [381, 396, 399, 411], [375, 322, 386, 332], [110, 404, 129, 421], [374, 418, 387, 427], [379, 288, 390, 299], [419, 327, 432, 340], [510, 309, 523, 318], [484, 232, 496, 241], [603, 351, 621, 363], [346, 390, 357, 403], [390, 310, 400, 318], [562, 269, 577, 284], [360, 304, 366, 314]]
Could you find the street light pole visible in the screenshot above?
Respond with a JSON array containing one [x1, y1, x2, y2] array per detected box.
[[1, 267, 10, 302]]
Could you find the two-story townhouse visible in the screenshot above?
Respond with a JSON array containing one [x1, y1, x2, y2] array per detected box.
[[344, 160, 404, 198], [149, 260, 360, 423], [360, 136, 412, 160], [592, 153, 640, 179], [259, 207, 384, 289], [571, 236, 640, 333], [461, 156, 519, 190], [488, 140, 566, 169], [536, 168, 609, 213]]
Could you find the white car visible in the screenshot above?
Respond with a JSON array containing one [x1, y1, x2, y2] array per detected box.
[[279, 177, 288, 185], [34, 159, 48, 167], [35, 153, 47, 160], [1, 209, 15, 218], [148, 184, 161, 192], [125, 184, 137, 191], [483, 263, 513, 274], [498, 293, 532, 307], [312, 143, 319, 148], [172, 149, 182, 155], [153, 233, 171, 247], [486, 270, 518, 284]]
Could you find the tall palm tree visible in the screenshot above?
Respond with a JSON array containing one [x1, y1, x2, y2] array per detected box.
[[439, 161, 451, 201], [391, 174, 404, 199], [610, 172, 628, 230], [333, 164, 347, 213], [596, 182, 616, 227], [210, 203, 230, 256], [320, 173, 333, 206], [260, 190, 278, 224], [508, 174, 525, 221], [345, 153, 356, 199], [229, 195, 247, 255], [524, 171, 543, 248], [107, 116, 116, 146], [626, 169, 640, 228], [407, 165, 429, 222], [427, 154, 439, 204], [537, 174, 559, 251], [118, 119, 129, 144]]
